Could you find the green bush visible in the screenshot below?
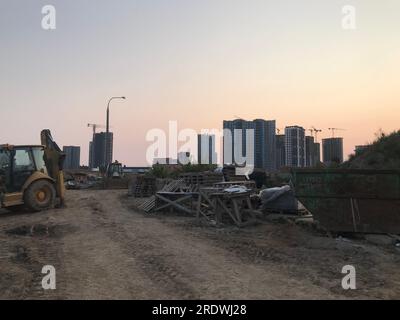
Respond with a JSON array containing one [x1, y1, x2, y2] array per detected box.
[[147, 163, 218, 179]]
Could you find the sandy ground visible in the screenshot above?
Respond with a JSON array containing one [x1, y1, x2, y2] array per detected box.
[[0, 189, 399, 300]]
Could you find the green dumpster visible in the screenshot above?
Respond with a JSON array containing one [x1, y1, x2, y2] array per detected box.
[[291, 169, 400, 234]]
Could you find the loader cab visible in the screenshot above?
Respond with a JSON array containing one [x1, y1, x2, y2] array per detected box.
[[0, 145, 47, 193], [106, 161, 124, 179]]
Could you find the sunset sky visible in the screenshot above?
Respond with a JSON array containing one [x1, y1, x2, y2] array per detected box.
[[1, 0, 399, 166]]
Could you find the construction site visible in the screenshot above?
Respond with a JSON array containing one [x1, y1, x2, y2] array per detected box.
[[1, 1, 400, 303], [0, 131, 400, 299]]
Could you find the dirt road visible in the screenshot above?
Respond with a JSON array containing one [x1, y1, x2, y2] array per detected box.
[[0, 190, 399, 299]]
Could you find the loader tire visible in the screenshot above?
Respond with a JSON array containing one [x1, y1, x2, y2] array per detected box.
[[24, 180, 56, 212]]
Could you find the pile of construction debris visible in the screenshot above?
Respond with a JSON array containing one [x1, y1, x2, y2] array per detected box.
[[128, 170, 306, 227], [123, 130, 400, 236], [64, 171, 99, 190]]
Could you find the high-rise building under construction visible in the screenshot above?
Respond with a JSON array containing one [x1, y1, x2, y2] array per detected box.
[[89, 132, 113, 169], [322, 137, 344, 164]]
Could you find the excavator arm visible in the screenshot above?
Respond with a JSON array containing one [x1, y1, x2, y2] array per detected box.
[[40, 129, 66, 206]]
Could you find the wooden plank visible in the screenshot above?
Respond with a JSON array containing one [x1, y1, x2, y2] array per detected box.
[[231, 198, 242, 225], [154, 194, 194, 215], [216, 197, 240, 226], [246, 197, 253, 210], [199, 190, 216, 210], [196, 193, 202, 219]]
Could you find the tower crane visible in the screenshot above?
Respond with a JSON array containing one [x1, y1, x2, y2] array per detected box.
[[87, 123, 106, 136], [311, 127, 322, 142], [328, 128, 346, 138]]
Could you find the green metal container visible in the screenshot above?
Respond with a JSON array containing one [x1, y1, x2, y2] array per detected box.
[[291, 169, 400, 234]]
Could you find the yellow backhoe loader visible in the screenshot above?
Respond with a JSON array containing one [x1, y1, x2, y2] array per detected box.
[[101, 161, 130, 189], [0, 130, 65, 212]]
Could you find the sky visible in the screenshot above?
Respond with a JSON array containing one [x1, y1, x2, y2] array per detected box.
[[1, 0, 399, 166]]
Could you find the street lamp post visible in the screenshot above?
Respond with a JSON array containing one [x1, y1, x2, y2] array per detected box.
[[105, 96, 126, 166]]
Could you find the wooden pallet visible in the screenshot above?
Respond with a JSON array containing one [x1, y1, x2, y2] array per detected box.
[[135, 179, 186, 212], [196, 188, 257, 227], [130, 176, 156, 198], [154, 192, 199, 215]]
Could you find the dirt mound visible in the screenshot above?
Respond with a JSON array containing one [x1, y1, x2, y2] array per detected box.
[[343, 130, 400, 170]]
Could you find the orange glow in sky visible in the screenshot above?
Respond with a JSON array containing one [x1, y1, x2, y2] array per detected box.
[[1, 0, 399, 165]]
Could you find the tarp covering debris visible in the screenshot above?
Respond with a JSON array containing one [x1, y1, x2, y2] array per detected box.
[[260, 185, 301, 213]]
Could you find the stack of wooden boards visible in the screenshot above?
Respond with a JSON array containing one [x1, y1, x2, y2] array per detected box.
[[128, 175, 156, 198], [129, 172, 224, 212], [132, 179, 186, 212], [129, 173, 260, 227]]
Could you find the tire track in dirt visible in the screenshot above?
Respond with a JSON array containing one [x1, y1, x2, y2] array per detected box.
[[2, 190, 399, 299], [156, 215, 400, 299], [88, 195, 198, 299], [1, 221, 71, 299]]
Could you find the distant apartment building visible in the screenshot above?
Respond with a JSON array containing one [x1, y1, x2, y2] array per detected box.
[[355, 145, 368, 155], [305, 136, 321, 167], [305, 136, 314, 167], [223, 118, 276, 171], [197, 134, 217, 165], [313, 142, 321, 165], [88, 141, 94, 169], [276, 134, 286, 169], [63, 146, 80, 170], [285, 126, 306, 167], [223, 119, 254, 167], [322, 137, 344, 164], [104, 132, 114, 166], [90, 132, 113, 169], [253, 119, 276, 171]]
